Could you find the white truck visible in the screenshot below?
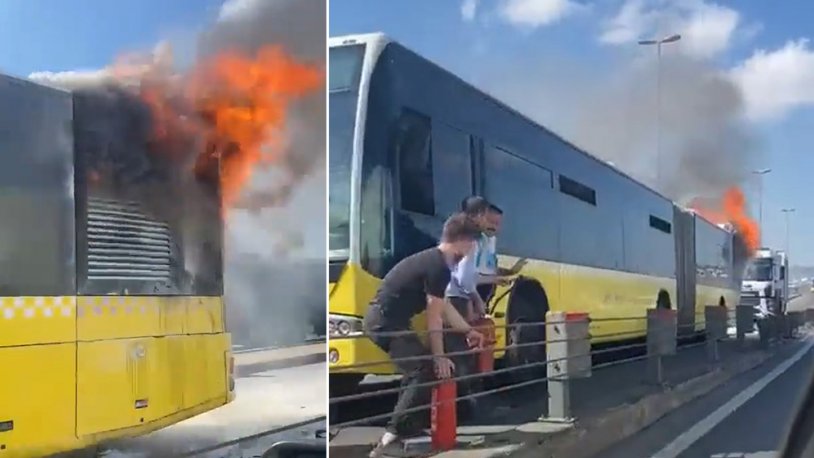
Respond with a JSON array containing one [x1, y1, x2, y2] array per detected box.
[[740, 247, 789, 317]]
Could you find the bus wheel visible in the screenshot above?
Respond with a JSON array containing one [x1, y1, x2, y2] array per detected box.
[[505, 281, 548, 383]]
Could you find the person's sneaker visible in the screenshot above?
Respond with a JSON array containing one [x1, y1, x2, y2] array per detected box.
[[369, 432, 400, 458]]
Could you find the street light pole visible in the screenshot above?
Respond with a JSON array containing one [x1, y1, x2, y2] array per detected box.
[[752, 168, 772, 246], [639, 34, 681, 185], [781, 208, 795, 254]]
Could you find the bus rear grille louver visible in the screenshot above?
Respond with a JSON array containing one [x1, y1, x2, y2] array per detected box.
[[86, 197, 172, 282]]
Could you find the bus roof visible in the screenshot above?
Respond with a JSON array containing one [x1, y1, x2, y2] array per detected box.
[[329, 32, 390, 49], [329, 32, 731, 234], [0, 72, 71, 96]]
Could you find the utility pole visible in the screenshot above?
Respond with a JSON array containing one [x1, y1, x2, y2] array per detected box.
[[753, 168, 772, 246], [781, 208, 795, 254], [638, 34, 681, 185]]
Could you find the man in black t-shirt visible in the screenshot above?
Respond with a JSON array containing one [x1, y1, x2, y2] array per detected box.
[[364, 212, 486, 457]]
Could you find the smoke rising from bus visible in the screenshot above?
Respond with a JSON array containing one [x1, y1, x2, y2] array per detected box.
[[28, 0, 326, 346], [479, 50, 760, 256]]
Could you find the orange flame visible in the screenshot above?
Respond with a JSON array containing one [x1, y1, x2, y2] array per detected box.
[[689, 187, 760, 255], [118, 44, 322, 209]]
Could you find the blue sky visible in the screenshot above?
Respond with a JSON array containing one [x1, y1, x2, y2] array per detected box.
[[332, 0, 814, 267], [0, 0, 226, 76]]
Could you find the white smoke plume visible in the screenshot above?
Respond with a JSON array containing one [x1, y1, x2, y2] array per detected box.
[[206, 0, 326, 347], [474, 52, 762, 206], [28, 0, 326, 347]]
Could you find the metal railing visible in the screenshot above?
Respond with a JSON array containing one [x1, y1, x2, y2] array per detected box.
[[329, 304, 813, 453]]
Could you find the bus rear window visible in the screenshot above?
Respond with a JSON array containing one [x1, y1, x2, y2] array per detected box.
[[330, 44, 365, 92]]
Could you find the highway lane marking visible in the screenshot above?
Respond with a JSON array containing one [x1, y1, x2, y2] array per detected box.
[[650, 337, 814, 458]]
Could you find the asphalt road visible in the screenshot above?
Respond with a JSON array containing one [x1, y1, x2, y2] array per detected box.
[[597, 294, 814, 458]]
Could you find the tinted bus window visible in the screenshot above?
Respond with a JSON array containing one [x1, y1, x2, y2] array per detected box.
[[0, 76, 75, 296], [431, 122, 472, 218], [395, 109, 434, 216], [329, 44, 365, 92], [483, 145, 558, 261], [559, 175, 596, 206], [329, 44, 365, 255]]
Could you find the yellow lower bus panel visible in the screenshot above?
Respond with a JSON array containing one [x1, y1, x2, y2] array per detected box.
[[330, 259, 735, 380], [0, 295, 233, 458]]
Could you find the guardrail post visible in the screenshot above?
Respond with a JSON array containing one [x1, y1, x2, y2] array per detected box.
[[542, 311, 590, 424], [782, 312, 793, 339], [789, 311, 804, 337], [735, 305, 754, 348], [705, 306, 727, 364], [646, 308, 677, 385]]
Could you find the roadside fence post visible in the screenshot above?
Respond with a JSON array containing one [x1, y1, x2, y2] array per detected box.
[[735, 305, 754, 349], [646, 308, 677, 385], [790, 311, 804, 337], [757, 316, 771, 348], [542, 311, 590, 424], [704, 306, 727, 364]]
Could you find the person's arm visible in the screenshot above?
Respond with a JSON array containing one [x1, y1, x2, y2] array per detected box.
[[426, 260, 484, 348], [469, 290, 486, 317], [426, 295, 447, 357]]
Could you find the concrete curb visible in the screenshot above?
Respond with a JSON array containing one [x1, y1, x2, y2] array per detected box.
[[235, 352, 325, 377], [506, 347, 776, 458]]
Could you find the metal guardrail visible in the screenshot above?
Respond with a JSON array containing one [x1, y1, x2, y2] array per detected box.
[[329, 304, 813, 453]]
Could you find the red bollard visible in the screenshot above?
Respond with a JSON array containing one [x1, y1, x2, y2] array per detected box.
[[431, 378, 457, 451], [473, 317, 496, 373]]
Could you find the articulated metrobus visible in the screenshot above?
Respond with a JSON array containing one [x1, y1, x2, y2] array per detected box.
[[0, 74, 234, 456], [327, 33, 741, 393]]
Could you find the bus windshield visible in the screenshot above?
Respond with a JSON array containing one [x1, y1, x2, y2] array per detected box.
[[744, 258, 773, 281], [329, 44, 365, 259]]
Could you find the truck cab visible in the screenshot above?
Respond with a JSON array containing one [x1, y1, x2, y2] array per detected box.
[[741, 247, 788, 317]]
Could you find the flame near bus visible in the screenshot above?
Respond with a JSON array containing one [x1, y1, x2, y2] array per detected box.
[[132, 45, 322, 209], [689, 187, 760, 256]]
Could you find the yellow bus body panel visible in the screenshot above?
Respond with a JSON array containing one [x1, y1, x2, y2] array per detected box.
[[329, 257, 697, 376], [0, 295, 231, 457]]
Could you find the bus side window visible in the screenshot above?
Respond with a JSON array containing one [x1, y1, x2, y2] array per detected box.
[[431, 122, 473, 218], [482, 145, 558, 261], [395, 109, 434, 216]]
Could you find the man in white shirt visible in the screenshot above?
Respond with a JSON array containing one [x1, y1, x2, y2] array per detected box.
[[475, 204, 522, 306], [443, 196, 491, 419]]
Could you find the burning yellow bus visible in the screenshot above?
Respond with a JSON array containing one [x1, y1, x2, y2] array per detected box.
[[327, 33, 742, 394], [0, 74, 233, 456]]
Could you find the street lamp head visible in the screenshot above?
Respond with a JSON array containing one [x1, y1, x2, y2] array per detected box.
[[638, 39, 658, 45], [782, 208, 796, 213], [662, 34, 682, 43], [753, 168, 772, 175]]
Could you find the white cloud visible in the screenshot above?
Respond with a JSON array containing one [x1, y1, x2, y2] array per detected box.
[[678, 2, 739, 59], [461, 0, 478, 22], [218, 0, 262, 22], [498, 0, 585, 28], [730, 39, 814, 121], [599, 0, 652, 45], [599, 0, 742, 60]]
